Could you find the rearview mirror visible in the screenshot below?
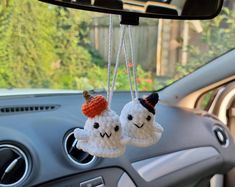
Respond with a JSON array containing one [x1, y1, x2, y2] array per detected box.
[[39, 0, 223, 25]]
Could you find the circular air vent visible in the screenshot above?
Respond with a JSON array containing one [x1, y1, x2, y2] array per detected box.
[[0, 144, 30, 187], [214, 126, 229, 147], [64, 131, 97, 167]]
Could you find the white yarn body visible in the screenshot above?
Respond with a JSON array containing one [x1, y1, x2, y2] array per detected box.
[[120, 99, 164, 147], [73, 24, 128, 158], [74, 109, 126, 158]]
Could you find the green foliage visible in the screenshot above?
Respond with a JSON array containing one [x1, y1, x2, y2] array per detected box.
[[0, 0, 96, 90], [73, 64, 154, 91], [197, 90, 216, 110], [1, 1, 235, 92], [0, 1, 154, 91], [115, 65, 154, 91], [176, 7, 235, 78], [0, 0, 58, 87], [49, 7, 93, 89]]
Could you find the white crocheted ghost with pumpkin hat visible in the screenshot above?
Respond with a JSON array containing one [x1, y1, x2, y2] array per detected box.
[[73, 91, 127, 158], [120, 92, 164, 147]]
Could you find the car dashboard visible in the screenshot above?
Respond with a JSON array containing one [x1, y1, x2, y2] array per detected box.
[[0, 91, 235, 187]]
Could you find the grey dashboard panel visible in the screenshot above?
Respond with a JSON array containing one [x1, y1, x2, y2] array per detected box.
[[38, 167, 124, 187], [0, 91, 234, 187], [132, 147, 219, 182], [118, 173, 136, 187]]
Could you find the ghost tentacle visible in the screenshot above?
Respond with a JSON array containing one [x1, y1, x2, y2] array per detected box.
[[74, 128, 89, 141]]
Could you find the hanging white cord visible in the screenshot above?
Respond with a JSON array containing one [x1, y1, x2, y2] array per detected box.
[[123, 35, 134, 101], [128, 25, 139, 99], [107, 15, 113, 104], [109, 25, 127, 105]]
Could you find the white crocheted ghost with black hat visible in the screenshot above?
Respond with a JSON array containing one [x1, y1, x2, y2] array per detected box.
[[73, 91, 127, 158], [120, 92, 163, 147]]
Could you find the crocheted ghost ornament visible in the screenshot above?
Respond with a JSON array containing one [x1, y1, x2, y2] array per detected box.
[[120, 92, 164, 147], [74, 91, 126, 158]]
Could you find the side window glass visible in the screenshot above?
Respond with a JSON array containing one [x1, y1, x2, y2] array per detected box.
[[196, 89, 219, 111]]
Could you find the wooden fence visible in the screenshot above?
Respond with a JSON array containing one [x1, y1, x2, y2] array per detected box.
[[89, 1, 235, 78], [89, 16, 187, 78], [89, 16, 160, 71]]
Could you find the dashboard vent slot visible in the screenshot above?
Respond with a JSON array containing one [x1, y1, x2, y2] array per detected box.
[[64, 131, 97, 166], [0, 104, 60, 115], [0, 144, 30, 186]]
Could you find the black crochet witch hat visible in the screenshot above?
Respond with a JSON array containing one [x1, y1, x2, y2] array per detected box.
[[138, 92, 159, 114]]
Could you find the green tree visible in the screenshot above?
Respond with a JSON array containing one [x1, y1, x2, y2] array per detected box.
[[176, 7, 235, 78], [0, 0, 58, 87], [0, 0, 96, 89], [50, 7, 92, 89], [0, 0, 15, 87], [0, 1, 154, 91]]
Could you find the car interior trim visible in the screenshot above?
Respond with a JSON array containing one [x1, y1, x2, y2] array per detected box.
[[209, 83, 235, 187], [161, 49, 235, 105], [117, 173, 136, 187], [132, 146, 219, 182]]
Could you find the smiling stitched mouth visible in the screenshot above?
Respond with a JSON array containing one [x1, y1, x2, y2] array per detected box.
[[134, 123, 144, 128], [100, 132, 112, 138]]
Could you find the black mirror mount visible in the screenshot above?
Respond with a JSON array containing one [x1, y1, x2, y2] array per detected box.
[[120, 14, 139, 25]]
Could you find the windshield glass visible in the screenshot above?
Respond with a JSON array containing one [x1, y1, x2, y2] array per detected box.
[[0, 0, 234, 91]]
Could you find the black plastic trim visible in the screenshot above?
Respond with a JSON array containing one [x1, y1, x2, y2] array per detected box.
[[39, 0, 223, 21]]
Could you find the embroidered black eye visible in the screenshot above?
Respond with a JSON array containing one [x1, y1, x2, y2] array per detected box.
[[127, 114, 133, 121], [146, 115, 151, 121], [94, 122, 100, 129], [114, 126, 119, 132]]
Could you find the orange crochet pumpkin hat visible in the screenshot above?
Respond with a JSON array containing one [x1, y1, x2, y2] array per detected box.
[[81, 91, 108, 118]]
